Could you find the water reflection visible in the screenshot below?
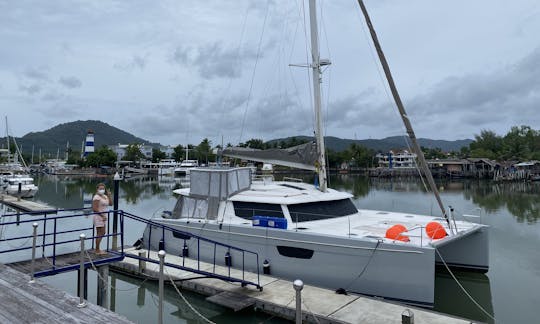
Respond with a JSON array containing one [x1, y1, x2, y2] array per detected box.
[[464, 181, 540, 223], [347, 177, 540, 223], [109, 271, 289, 324], [33, 175, 186, 208], [435, 270, 494, 323]]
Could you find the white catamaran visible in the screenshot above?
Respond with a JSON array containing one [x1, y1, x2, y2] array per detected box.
[[143, 0, 489, 307]]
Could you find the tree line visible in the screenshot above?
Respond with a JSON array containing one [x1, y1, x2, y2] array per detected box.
[[50, 125, 539, 168]]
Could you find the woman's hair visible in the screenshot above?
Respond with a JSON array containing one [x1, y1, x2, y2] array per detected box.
[[96, 182, 106, 190]]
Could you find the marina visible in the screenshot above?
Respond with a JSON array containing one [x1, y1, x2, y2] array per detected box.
[[1, 0, 539, 323], [0, 200, 478, 323], [0, 174, 538, 322]]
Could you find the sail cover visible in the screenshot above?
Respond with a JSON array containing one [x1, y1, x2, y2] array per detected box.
[[223, 142, 318, 171]]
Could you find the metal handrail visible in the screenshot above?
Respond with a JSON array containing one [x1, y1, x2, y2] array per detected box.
[[0, 208, 262, 289], [0, 209, 123, 276], [121, 211, 262, 290]]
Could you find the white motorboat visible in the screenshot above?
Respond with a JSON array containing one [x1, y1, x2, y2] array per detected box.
[[174, 159, 199, 176], [3, 175, 39, 198], [144, 159, 182, 176], [143, 0, 489, 307]]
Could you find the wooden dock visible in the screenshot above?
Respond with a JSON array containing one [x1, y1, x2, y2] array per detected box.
[[0, 263, 133, 324], [0, 193, 56, 213], [112, 248, 474, 324], [7, 250, 117, 277]]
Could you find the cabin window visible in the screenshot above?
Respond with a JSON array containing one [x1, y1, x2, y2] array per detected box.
[[276, 246, 314, 259], [288, 199, 357, 222], [172, 196, 209, 219], [232, 201, 284, 220]]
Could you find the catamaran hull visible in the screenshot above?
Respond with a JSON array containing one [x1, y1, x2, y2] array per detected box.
[[433, 226, 489, 272], [144, 220, 436, 307]]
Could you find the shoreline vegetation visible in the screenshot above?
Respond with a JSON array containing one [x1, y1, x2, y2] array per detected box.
[[3, 124, 539, 181]]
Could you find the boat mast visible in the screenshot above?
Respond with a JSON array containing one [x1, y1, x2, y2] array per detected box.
[[308, 0, 328, 192], [356, 0, 450, 225], [5, 116, 10, 163]]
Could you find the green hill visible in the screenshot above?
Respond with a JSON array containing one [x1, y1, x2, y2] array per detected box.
[[2, 120, 159, 157], [268, 135, 472, 152]]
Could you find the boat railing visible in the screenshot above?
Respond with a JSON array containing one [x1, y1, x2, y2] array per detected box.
[[252, 174, 274, 183], [0, 208, 263, 290], [123, 211, 262, 290]]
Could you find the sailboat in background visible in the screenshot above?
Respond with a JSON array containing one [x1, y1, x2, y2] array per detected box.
[[1, 117, 38, 197], [1, 117, 28, 173], [174, 146, 199, 176], [144, 0, 489, 307]]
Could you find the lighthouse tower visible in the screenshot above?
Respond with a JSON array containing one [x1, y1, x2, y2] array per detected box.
[[83, 130, 95, 157]]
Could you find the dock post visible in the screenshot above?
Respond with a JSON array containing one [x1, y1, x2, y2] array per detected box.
[[158, 250, 166, 324], [293, 279, 304, 324], [112, 172, 121, 250], [97, 265, 109, 308], [77, 233, 87, 308], [137, 284, 146, 306], [138, 250, 146, 273], [110, 275, 116, 312], [29, 222, 38, 283]]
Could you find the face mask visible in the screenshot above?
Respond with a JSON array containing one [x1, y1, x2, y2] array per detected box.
[[98, 189, 105, 195]]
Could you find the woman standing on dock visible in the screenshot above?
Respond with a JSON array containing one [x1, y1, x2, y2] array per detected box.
[[92, 183, 112, 255]]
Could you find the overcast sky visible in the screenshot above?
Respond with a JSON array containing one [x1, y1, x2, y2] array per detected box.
[[1, 0, 539, 147]]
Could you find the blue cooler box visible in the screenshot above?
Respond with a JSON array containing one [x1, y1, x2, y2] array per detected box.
[[252, 216, 287, 229]]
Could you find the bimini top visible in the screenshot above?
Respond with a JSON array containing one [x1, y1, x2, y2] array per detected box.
[[189, 167, 252, 200]]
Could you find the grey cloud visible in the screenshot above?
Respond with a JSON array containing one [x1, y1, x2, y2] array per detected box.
[[409, 47, 540, 116], [114, 54, 148, 71], [19, 84, 42, 95], [59, 76, 82, 89], [24, 67, 49, 81], [172, 42, 257, 79], [42, 91, 65, 101]]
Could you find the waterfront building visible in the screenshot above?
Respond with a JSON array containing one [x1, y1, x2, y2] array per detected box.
[[376, 150, 417, 168], [160, 145, 175, 158], [110, 143, 153, 161]]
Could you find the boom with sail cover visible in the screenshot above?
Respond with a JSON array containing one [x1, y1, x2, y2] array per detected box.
[[223, 142, 318, 171]]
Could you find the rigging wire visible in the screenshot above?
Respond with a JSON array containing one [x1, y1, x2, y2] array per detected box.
[[287, 16, 309, 127], [435, 249, 496, 322], [238, 0, 271, 144], [353, 2, 432, 196], [218, 5, 250, 139], [299, 0, 315, 131]]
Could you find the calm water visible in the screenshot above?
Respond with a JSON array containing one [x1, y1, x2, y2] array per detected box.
[[3, 174, 539, 323]]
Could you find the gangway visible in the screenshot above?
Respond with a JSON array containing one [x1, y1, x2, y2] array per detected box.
[[0, 208, 262, 290]]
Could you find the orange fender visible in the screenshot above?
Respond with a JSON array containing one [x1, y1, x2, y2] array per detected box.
[[425, 221, 447, 239], [385, 224, 410, 242]]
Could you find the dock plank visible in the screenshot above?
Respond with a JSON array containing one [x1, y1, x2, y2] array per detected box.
[[206, 291, 256, 311], [0, 193, 56, 213], [0, 263, 133, 324], [8, 250, 114, 275]]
